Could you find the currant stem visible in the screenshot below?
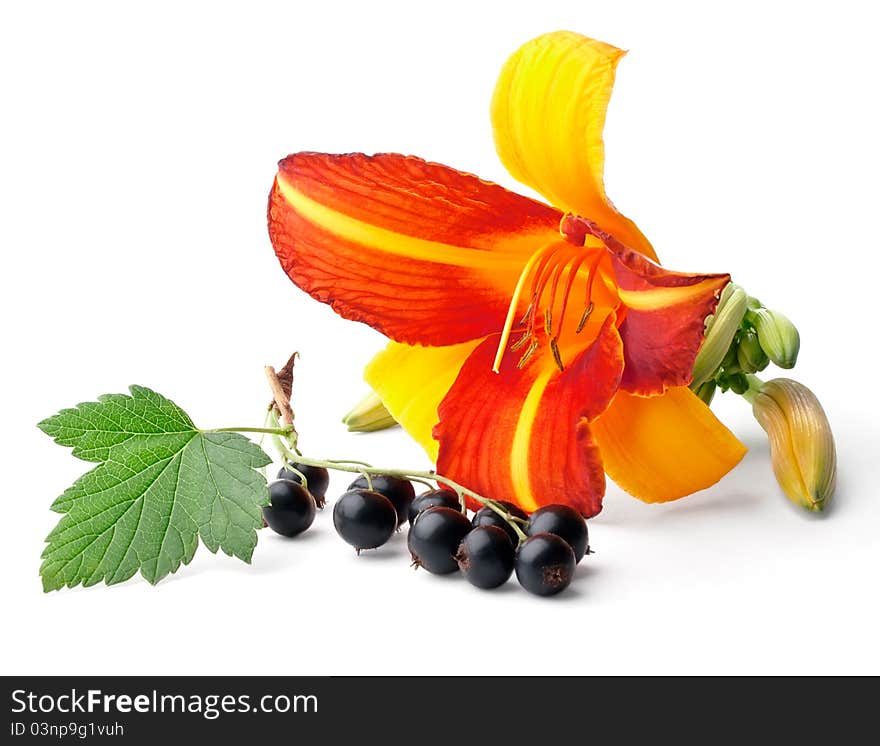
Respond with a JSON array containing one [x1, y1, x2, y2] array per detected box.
[[206, 426, 295, 436], [284, 453, 528, 542]]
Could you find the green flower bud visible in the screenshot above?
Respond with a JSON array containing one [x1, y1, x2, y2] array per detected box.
[[342, 391, 397, 432], [748, 378, 836, 513], [691, 283, 748, 387], [736, 328, 769, 373], [748, 308, 800, 369]]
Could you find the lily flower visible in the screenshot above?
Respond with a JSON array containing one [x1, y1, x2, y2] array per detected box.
[[268, 31, 746, 516]]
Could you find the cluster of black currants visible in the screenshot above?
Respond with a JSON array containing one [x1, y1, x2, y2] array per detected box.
[[262, 462, 589, 596], [330, 474, 590, 597]]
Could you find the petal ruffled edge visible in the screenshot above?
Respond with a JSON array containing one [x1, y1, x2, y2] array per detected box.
[[268, 152, 562, 346], [610, 245, 730, 395]]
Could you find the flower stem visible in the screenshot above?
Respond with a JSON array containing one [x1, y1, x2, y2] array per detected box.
[[740, 373, 765, 405]]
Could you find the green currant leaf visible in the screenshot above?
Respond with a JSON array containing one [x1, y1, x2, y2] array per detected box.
[[37, 386, 271, 591]]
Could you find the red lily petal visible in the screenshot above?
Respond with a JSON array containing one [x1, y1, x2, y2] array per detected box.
[[433, 314, 623, 517], [610, 245, 729, 396], [268, 153, 562, 346]]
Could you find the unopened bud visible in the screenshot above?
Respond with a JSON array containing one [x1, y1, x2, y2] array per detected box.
[[749, 378, 836, 513], [749, 308, 800, 369], [342, 391, 397, 432], [691, 283, 748, 387], [736, 328, 769, 373]]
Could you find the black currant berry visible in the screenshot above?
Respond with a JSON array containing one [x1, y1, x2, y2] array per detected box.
[[471, 501, 528, 547], [455, 525, 515, 589], [263, 480, 317, 537], [408, 487, 461, 525], [515, 533, 576, 596], [408, 507, 472, 574], [278, 463, 330, 507], [333, 489, 397, 552], [526, 504, 589, 563], [348, 474, 415, 527]]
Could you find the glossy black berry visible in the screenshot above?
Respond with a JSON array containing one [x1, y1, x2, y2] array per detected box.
[[278, 463, 330, 507], [455, 526, 515, 589], [471, 501, 528, 547], [348, 474, 415, 527], [526, 504, 589, 563], [333, 489, 397, 551], [408, 487, 461, 525], [515, 533, 576, 596], [262, 480, 317, 537], [408, 507, 472, 574]]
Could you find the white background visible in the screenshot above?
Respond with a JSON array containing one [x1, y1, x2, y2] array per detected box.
[[2, 0, 878, 675]]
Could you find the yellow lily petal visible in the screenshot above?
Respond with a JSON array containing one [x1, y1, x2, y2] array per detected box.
[[592, 387, 747, 502], [363, 339, 481, 460], [491, 30, 658, 261]]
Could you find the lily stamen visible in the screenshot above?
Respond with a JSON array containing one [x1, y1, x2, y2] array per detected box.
[[492, 241, 562, 373], [516, 338, 539, 369], [576, 252, 605, 333], [576, 302, 594, 334], [526, 245, 579, 339], [552, 250, 592, 342], [510, 329, 532, 352], [550, 337, 564, 372]]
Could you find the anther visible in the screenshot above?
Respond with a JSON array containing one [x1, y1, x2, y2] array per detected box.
[[576, 303, 594, 334], [510, 331, 532, 352], [550, 338, 564, 372], [544, 310, 553, 336], [516, 339, 539, 370], [518, 298, 535, 326]]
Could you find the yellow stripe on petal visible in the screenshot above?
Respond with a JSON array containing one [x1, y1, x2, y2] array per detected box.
[[491, 31, 658, 261], [616, 278, 727, 311], [509, 367, 555, 511], [364, 340, 481, 460], [592, 387, 746, 502], [276, 175, 546, 270]]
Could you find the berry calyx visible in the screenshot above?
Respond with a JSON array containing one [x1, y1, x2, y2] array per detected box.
[[348, 474, 415, 527], [526, 504, 589, 563], [262, 479, 317, 537], [515, 533, 576, 597], [408, 507, 472, 574], [408, 487, 461, 525], [278, 463, 330, 508], [471, 501, 528, 547], [332, 489, 397, 552], [455, 525, 515, 589]]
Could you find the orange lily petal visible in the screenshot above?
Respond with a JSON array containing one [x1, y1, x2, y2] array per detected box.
[[433, 314, 624, 517], [491, 31, 657, 261], [268, 152, 562, 346], [592, 387, 747, 503], [363, 339, 481, 460], [608, 243, 729, 396]]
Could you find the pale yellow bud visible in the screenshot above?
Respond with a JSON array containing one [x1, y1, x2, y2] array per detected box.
[[749, 378, 836, 513], [342, 391, 398, 432]]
